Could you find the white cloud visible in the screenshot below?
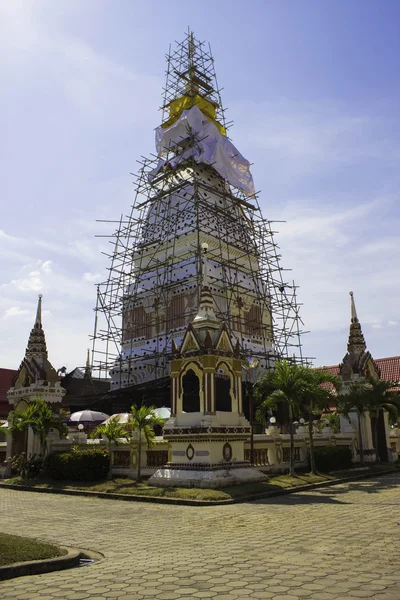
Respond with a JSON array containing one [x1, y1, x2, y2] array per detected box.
[[4, 307, 32, 320], [11, 274, 43, 292], [83, 272, 100, 282], [41, 260, 52, 274]]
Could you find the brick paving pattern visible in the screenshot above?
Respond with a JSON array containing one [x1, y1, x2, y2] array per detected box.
[[0, 473, 399, 600]]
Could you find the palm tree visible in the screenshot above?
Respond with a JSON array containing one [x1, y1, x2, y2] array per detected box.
[[364, 380, 400, 463], [9, 400, 68, 457], [255, 360, 310, 477], [337, 383, 368, 465], [92, 416, 130, 477], [129, 405, 164, 481], [300, 369, 341, 474]]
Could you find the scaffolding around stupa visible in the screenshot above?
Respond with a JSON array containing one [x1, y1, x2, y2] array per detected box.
[[91, 31, 308, 395]]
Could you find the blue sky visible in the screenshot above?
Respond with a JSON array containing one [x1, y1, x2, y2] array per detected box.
[[1, 0, 400, 371]]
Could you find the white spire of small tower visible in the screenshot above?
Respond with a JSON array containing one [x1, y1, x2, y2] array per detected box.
[[347, 291, 366, 355], [26, 294, 48, 359], [350, 291, 358, 323], [35, 294, 43, 328], [84, 348, 92, 378]]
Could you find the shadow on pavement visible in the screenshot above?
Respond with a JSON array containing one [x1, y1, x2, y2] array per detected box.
[[254, 492, 346, 505], [316, 473, 400, 499], [252, 472, 400, 506]]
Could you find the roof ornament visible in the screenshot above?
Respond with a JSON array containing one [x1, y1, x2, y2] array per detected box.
[[350, 291, 358, 324], [84, 348, 92, 378], [347, 290, 366, 355], [35, 294, 43, 328], [25, 294, 48, 359]]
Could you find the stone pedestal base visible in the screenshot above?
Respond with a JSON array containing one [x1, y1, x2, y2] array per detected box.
[[149, 464, 266, 489], [150, 412, 266, 489]]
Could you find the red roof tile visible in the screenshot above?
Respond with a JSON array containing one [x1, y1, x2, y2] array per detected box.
[[318, 357, 400, 387], [0, 368, 18, 418]]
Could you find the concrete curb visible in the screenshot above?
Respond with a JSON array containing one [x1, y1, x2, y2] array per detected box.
[[1, 467, 398, 507], [0, 547, 81, 581]]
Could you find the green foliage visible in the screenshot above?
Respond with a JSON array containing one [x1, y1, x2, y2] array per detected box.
[[129, 405, 165, 446], [255, 360, 308, 419], [365, 380, 400, 422], [46, 447, 109, 481], [8, 400, 68, 457], [300, 369, 341, 417], [129, 404, 165, 481], [337, 382, 368, 417], [311, 446, 352, 472], [92, 416, 130, 444], [255, 361, 340, 475], [10, 453, 45, 479], [321, 411, 341, 433], [91, 416, 131, 477]]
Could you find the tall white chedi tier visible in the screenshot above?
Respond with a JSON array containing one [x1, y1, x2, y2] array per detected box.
[[94, 32, 292, 399], [93, 31, 305, 418], [149, 249, 266, 488]]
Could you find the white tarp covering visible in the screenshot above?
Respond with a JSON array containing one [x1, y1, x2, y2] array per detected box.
[[150, 105, 255, 195]]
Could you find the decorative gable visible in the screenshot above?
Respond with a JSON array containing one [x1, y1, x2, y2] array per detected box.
[[215, 325, 234, 354], [180, 327, 201, 354]]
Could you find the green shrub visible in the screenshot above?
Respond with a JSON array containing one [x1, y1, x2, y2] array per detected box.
[[311, 446, 352, 472], [46, 447, 109, 481], [11, 453, 45, 479]]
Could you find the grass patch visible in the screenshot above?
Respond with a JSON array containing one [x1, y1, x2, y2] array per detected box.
[[5, 466, 395, 501], [0, 533, 66, 567], [4, 464, 397, 502]]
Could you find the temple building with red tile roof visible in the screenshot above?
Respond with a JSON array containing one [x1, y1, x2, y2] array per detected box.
[[319, 357, 400, 387], [318, 292, 399, 389], [314, 290, 400, 429]]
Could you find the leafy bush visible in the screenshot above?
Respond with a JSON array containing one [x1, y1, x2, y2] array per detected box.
[[11, 453, 45, 479], [46, 447, 109, 481], [311, 446, 352, 472]]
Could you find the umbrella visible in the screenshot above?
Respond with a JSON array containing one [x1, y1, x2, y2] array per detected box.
[[153, 407, 171, 420], [69, 410, 110, 426], [101, 413, 131, 425]]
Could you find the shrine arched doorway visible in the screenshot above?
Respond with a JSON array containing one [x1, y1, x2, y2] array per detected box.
[[182, 369, 200, 412], [216, 375, 232, 411]]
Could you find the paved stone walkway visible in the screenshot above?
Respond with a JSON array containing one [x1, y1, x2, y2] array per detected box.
[[0, 473, 399, 600]]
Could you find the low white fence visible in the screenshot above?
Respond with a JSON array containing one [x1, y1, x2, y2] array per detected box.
[[47, 427, 358, 477], [2, 424, 399, 479]]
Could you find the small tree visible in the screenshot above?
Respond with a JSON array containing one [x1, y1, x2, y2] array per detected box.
[[255, 360, 309, 477], [129, 405, 164, 481], [4, 410, 25, 438], [364, 380, 400, 463], [9, 400, 67, 457], [92, 416, 130, 477], [337, 383, 368, 465], [300, 370, 341, 474]]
